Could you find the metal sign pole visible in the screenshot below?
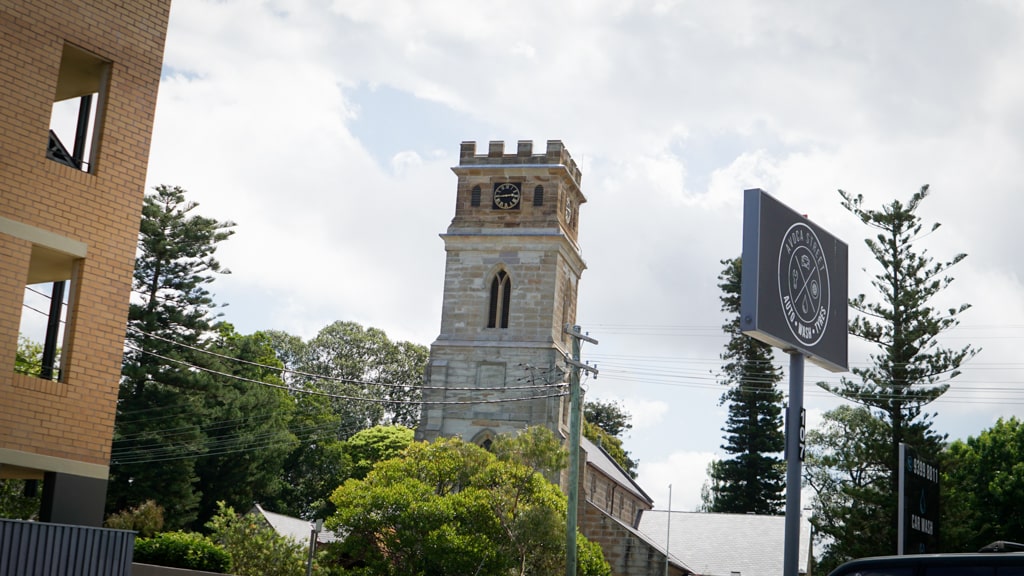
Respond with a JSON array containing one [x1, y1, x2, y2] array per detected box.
[[783, 352, 805, 576]]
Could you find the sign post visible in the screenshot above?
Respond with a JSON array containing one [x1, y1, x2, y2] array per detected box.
[[740, 188, 849, 576]]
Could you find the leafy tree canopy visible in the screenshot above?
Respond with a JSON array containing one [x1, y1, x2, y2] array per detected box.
[[344, 425, 415, 480], [14, 336, 44, 376], [207, 502, 318, 576], [264, 322, 428, 432], [804, 405, 891, 573], [941, 417, 1024, 552], [584, 399, 632, 437], [583, 399, 638, 478], [327, 427, 611, 576]]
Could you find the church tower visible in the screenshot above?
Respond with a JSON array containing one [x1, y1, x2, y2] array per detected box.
[[417, 140, 586, 446]]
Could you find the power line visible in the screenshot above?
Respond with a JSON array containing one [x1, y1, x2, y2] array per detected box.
[[127, 326, 564, 392], [125, 343, 566, 407]]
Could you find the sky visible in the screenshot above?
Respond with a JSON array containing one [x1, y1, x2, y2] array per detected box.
[[137, 0, 1024, 513]]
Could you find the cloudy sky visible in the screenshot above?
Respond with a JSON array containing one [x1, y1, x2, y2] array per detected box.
[[140, 0, 1024, 512]]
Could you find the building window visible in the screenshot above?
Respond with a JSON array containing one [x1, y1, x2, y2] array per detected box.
[[471, 185, 481, 207], [487, 270, 511, 329], [533, 185, 544, 206], [16, 246, 79, 382], [46, 44, 111, 173], [17, 282, 67, 380]]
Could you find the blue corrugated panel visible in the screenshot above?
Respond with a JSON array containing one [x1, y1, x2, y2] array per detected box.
[[0, 518, 135, 576]]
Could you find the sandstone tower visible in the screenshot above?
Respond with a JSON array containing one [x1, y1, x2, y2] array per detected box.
[[417, 140, 586, 445]]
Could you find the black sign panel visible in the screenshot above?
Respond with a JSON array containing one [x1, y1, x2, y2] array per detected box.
[[740, 188, 849, 372], [899, 443, 940, 554]]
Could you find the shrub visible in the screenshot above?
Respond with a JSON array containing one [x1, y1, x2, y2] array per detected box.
[[105, 499, 165, 537], [134, 531, 232, 573], [206, 502, 312, 576]]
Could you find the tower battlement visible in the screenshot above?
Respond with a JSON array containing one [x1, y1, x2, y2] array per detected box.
[[459, 140, 582, 186]]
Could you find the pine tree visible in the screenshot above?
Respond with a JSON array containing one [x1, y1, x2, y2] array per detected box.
[[709, 257, 786, 514], [816, 185, 978, 556], [108, 184, 235, 529]]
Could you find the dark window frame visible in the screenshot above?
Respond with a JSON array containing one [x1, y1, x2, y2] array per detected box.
[[487, 270, 511, 329]]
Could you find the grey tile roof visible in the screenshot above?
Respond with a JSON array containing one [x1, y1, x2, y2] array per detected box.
[[581, 434, 653, 505], [636, 510, 812, 576], [250, 504, 339, 545]]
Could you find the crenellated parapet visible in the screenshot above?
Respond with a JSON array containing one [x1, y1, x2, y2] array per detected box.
[[458, 140, 582, 188]]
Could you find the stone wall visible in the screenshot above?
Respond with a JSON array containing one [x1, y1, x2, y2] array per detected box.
[[582, 501, 690, 576]]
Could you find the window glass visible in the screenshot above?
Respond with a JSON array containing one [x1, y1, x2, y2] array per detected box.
[[47, 44, 110, 172]]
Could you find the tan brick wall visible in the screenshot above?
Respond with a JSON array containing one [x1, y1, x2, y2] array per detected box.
[[0, 0, 171, 470]]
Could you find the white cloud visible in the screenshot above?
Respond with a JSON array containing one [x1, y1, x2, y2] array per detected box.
[[144, 0, 1024, 485], [638, 451, 719, 512]]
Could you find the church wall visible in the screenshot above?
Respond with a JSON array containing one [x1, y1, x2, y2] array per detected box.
[[418, 343, 567, 441], [436, 234, 582, 343], [585, 466, 651, 527], [582, 502, 690, 576]]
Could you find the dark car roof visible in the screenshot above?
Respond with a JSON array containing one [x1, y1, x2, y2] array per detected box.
[[829, 552, 1024, 576]]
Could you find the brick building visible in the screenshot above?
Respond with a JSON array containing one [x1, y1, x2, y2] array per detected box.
[[417, 140, 689, 575], [0, 0, 172, 526]]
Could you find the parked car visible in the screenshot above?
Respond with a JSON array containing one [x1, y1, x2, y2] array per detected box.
[[828, 543, 1024, 576]]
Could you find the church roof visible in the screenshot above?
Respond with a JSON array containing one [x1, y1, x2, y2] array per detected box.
[[636, 510, 813, 576], [581, 434, 653, 506]]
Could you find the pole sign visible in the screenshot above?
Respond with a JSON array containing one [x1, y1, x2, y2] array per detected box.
[[899, 443, 940, 555], [740, 188, 849, 372]]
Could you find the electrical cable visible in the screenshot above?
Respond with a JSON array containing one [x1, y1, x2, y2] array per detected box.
[[125, 343, 566, 407], [126, 326, 566, 392]]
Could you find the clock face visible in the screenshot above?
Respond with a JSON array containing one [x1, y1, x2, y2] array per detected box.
[[493, 182, 521, 210], [565, 197, 573, 224]]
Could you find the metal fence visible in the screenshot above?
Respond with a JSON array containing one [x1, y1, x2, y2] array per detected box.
[[0, 518, 135, 576]]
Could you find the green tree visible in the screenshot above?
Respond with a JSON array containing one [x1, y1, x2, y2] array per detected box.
[[190, 325, 297, 528], [941, 417, 1024, 551], [327, 428, 610, 575], [110, 184, 235, 529], [207, 502, 318, 576], [584, 399, 632, 437], [14, 335, 44, 376], [0, 479, 42, 519], [263, 324, 428, 519], [266, 323, 428, 432], [709, 257, 785, 514], [818, 186, 978, 555], [344, 425, 414, 480], [804, 405, 890, 573], [583, 399, 638, 478], [110, 185, 294, 530]]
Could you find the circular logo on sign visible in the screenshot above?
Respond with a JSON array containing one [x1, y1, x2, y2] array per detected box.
[[778, 222, 830, 347]]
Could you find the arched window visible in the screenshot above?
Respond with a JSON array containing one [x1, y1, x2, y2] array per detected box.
[[488, 270, 511, 328], [471, 185, 481, 207], [472, 429, 496, 450], [533, 185, 544, 206]]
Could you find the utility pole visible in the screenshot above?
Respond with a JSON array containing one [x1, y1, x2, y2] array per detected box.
[[565, 324, 598, 576], [306, 518, 322, 576]]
